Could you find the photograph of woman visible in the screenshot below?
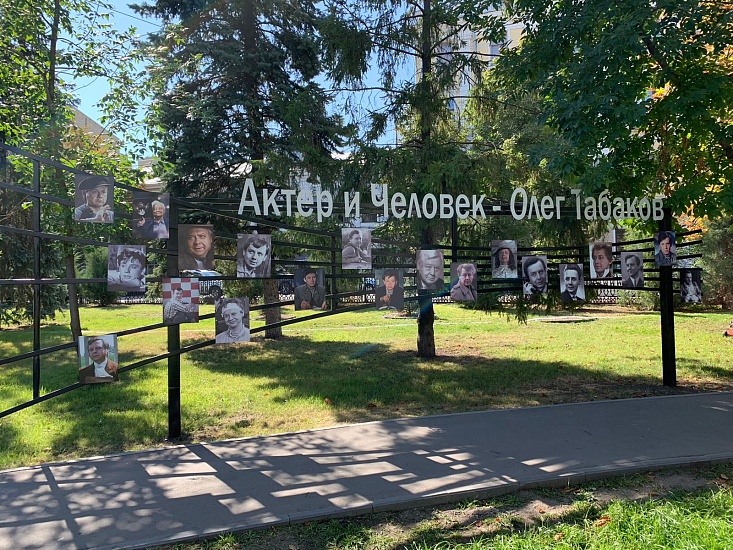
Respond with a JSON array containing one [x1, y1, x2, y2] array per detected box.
[[215, 298, 251, 343], [491, 240, 518, 278]]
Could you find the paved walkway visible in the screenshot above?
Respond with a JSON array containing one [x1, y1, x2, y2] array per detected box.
[[2, 392, 732, 550]]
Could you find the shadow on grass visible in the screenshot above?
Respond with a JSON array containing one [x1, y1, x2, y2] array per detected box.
[[184, 335, 731, 427]]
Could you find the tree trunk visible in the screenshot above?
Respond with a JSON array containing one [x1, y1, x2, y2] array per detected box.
[[263, 278, 282, 339], [414, 0, 437, 358]]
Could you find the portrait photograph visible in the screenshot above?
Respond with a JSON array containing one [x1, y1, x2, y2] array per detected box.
[[559, 263, 585, 302], [78, 334, 119, 385], [654, 231, 677, 267], [293, 267, 327, 311], [589, 242, 614, 279], [132, 191, 170, 240], [521, 255, 548, 296], [415, 249, 445, 291], [491, 240, 518, 279], [215, 297, 251, 344], [107, 245, 146, 292], [374, 268, 404, 310], [680, 269, 703, 303], [449, 262, 477, 302], [74, 174, 114, 224], [178, 224, 215, 271], [621, 252, 644, 288], [162, 277, 200, 325], [237, 233, 272, 278], [341, 228, 372, 270]]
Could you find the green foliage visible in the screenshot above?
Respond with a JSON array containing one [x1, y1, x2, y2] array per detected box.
[[137, 0, 349, 201], [469, 0, 733, 217], [79, 247, 118, 306], [698, 217, 733, 309]]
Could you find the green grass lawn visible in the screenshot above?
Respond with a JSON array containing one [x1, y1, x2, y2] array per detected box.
[[147, 463, 733, 550], [1, 303, 732, 469]]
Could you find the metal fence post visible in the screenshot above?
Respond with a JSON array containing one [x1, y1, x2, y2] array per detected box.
[[167, 200, 182, 439], [32, 160, 41, 398], [659, 208, 676, 387]]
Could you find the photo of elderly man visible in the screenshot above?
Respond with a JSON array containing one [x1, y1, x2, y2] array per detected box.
[[74, 174, 114, 223], [416, 249, 445, 291], [133, 191, 170, 240]]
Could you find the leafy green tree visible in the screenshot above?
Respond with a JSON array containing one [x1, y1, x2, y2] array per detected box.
[[322, 0, 500, 356], [469, 0, 733, 217], [0, 0, 140, 337]]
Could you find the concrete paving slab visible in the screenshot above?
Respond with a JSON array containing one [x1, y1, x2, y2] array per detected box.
[[0, 392, 732, 550]]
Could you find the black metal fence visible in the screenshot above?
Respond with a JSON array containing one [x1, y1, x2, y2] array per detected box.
[[0, 142, 702, 436]]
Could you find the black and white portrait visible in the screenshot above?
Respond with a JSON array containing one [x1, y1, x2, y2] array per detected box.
[[621, 252, 644, 288], [654, 231, 677, 267], [237, 234, 271, 278], [416, 249, 445, 291], [108, 245, 146, 292], [680, 269, 702, 303], [450, 262, 477, 302], [341, 228, 372, 269], [78, 334, 119, 384], [215, 298, 251, 343], [559, 263, 585, 302], [74, 174, 114, 223], [589, 242, 613, 279], [132, 191, 170, 239], [293, 267, 327, 310], [491, 240, 518, 279], [522, 255, 548, 296], [374, 268, 404, 310]]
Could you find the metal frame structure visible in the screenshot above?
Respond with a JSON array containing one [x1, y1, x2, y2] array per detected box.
[[0, 142, 702, 437]]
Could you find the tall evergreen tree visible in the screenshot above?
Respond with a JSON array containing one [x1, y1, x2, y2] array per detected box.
[[136, 0, 350, 337]]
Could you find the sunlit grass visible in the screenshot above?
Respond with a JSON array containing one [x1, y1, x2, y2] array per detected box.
[[1, 304, 731, 468]]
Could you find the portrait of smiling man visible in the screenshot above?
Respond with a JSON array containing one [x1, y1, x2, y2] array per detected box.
[[179, 224, 215, 270], [237, 234, 271, 278], [78, 335, 119, 384]]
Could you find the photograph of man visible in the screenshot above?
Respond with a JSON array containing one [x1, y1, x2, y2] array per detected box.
[[374, 269, 404, 310], [294, 267, 327, 310], [680, 269, 702, 303], [522, 255, 548, 295], [162, 277, 199, 324], [74, 174, 114, 223], [178, 224, 215, 270], [237, 234, 271, 278], [559, 263, 585, 302], [416, 249, 445, 291], [654, 231, 677, 267], [107, 245, 146, 292], [78, 334, 119, 384], [215, 298, 251, 343], [491, 240, 518, 278], [341, 228, 372, 269], [133, 191, 170, 240], [450, 262, 478, 302], [589, 242, 614, 279], [621, 252, 644, 288]]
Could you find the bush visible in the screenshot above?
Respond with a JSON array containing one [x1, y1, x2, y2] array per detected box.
[[79, 247, 118, 306], [698, 217, 733, 309]]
